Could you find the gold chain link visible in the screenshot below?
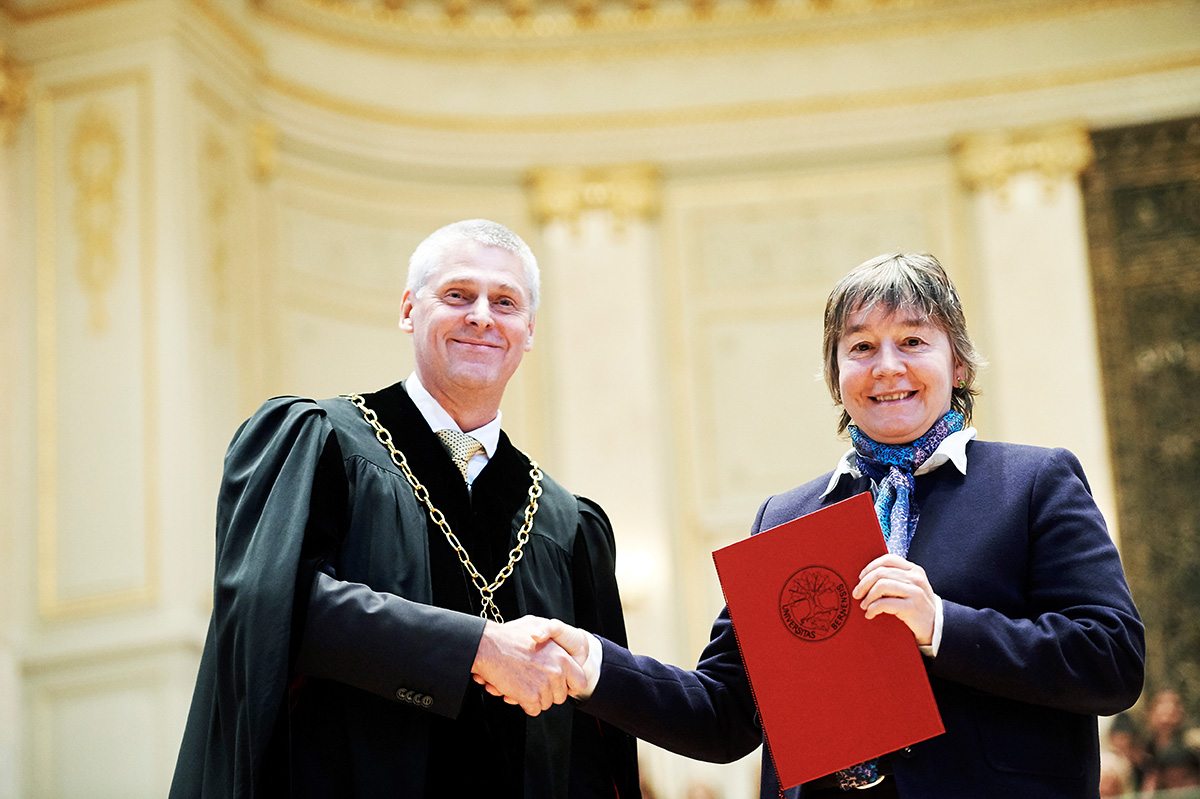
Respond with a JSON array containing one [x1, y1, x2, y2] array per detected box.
[[342, 393, 543, 624]]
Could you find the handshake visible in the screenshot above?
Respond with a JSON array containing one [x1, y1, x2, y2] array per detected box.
[[470, 615, 595, 716]]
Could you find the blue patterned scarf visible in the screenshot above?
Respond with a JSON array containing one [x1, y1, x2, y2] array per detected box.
[[832, 409, 963, 790], [849, 410, 965, 559]]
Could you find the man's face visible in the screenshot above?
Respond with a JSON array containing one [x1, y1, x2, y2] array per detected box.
[[400, 242, 535, 411]]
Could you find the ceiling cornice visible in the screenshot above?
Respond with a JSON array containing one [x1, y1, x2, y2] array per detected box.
[[262, 49, 1200, 133], [250, 0, 1176, 61]]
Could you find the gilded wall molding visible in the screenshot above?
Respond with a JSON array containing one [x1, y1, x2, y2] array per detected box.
[[0, 0, 129, 23], [252, 119, 277, 181], [0, 44, 28, 145], [36, 70, 160, 621], [252, 0, 1170, 61], [69, 103, 125, 333], [953, 123, 1095, 196], [526, 163, 660, 227], [189, 0, 265, 65], [1, 0, 263, 66], [201, 127, 233, 313]]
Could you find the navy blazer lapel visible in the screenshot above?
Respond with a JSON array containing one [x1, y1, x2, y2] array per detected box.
[[826, 473, 873, 505]]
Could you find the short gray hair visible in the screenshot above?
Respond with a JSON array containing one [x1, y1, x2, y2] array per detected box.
[[406, 219, 541, 311], [822, 252, 985, 434]]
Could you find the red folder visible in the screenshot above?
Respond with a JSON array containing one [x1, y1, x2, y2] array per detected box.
[[712, 492, 944, 789]]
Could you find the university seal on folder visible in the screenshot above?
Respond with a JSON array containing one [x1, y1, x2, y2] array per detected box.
[[712, 492, 944, 790], [779, 566, 851, 642]]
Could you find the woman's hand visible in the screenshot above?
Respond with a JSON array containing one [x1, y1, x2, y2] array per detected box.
[[853, 554, 937, 646]]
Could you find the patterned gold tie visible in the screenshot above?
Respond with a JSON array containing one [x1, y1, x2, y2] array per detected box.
[[435, 429, 483, 481]]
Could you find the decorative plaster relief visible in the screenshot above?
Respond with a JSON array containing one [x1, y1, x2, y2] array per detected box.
[[193, 79, 255, 350], [1083, 117, 1200, 708], [252, 119, 277, 182], [954, 123, 1094, 200], [69, 103, 124, 334], [254, 0, 1183, 59], [0, 44, 28, 145], [526, 163, 659, 230], [201, 127, 233, 313]]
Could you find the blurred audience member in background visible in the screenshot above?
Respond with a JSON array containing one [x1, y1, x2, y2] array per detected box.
[[1142, 689, 1200, 793]]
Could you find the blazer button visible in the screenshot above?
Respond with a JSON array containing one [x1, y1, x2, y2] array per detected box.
[[899, 746, 914, 758]]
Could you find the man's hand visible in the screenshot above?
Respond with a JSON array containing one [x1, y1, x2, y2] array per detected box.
[[547, 620, 589, 667], [853, 553, 937, 646], [470, 615, 585, 716]]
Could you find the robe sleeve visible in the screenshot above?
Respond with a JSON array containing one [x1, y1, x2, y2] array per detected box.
[[170, 397, 334, 799], [294, 571, 485, 717], [289, 404, 486, 718], [572, 497, 630, 646]]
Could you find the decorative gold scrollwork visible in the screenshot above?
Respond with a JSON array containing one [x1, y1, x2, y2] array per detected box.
[[0, 45, 28, 145], [69, 104, 124, 333], [202, 129, 233, 314], [953, 124, 1094, 199], [526, 162, 660, 229], [252, 119, 278, 181]]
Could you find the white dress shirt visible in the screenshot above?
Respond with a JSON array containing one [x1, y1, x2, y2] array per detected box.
[[405, 370, 501, 486]]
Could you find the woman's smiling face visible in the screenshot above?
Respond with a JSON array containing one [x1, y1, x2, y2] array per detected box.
[[836, 303, 965, 444]]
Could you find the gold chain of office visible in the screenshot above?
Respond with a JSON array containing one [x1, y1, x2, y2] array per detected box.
[[342, 393, 543, 624]]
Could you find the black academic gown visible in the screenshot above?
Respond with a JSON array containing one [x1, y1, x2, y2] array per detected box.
[[170, 381, 639, 799]]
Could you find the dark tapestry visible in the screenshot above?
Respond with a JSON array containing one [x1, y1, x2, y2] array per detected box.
[[1083, 116, 1200, 719]]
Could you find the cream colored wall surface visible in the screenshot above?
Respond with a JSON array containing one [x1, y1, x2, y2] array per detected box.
[[1, 0, 1196, 796], [1, 29, 28, 799], [969, 170, 1119, 538], [259, 162, 538, 414]]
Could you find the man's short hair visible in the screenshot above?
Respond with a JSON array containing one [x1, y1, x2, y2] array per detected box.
[[407, 219, 541, 311]]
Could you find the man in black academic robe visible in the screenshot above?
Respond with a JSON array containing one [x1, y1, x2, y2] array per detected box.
[[170, 219, 640, 799]]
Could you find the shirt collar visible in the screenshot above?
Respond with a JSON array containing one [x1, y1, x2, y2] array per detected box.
[[821, 427, 977, 498], [404, 370, 501, 459]]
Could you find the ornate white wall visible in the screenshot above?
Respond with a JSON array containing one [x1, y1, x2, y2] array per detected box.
[[1, 0, 1197, 796]]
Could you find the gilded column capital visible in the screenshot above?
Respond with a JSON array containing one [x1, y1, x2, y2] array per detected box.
[[0, 45, 29, 145], [526, 162, 660, 228], [953, 123, 1094, 196]]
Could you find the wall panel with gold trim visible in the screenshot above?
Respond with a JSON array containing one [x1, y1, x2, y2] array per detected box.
[[34, 68, 159, 620], [26, 647, 193, 798]]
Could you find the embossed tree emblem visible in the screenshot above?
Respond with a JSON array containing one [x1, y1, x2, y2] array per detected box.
[[779, 566, 851, 641]]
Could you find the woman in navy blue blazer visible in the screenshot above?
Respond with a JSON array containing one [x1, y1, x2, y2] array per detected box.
[[545, 253, 1145, 799]]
